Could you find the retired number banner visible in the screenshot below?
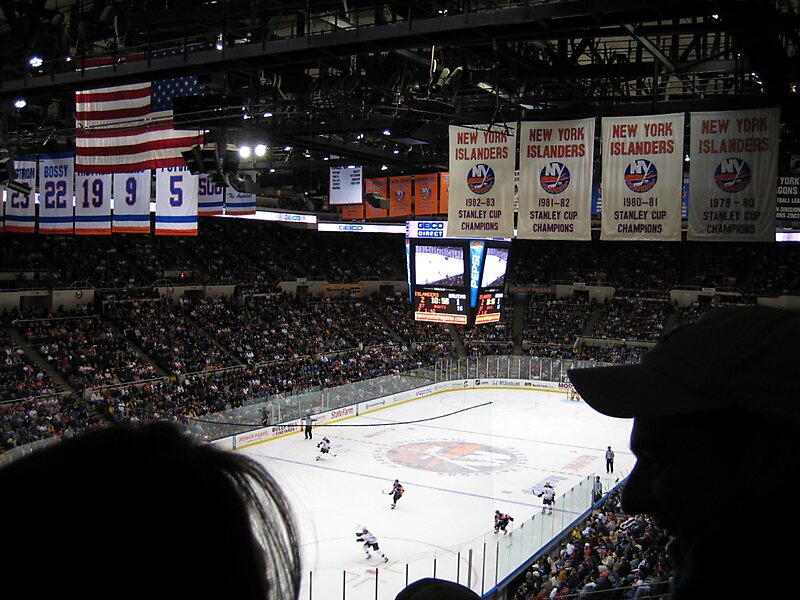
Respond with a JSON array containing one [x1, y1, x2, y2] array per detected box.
[[518, 118, 594, 240], [448, 123, 516, 238], [4, 157, 36, 233], [601, 113, 684, 241], [687, 107, 779, 241], [113, 171, 151, 233], [75, 173, 112, 234], [155, 166, 198, 236], [39, 152, 75, 234]]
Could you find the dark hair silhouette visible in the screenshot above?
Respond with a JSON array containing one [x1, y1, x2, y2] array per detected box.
[[0, 422, 300, 599]]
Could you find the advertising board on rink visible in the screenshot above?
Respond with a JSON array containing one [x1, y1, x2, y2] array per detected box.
[[448, 123, 516, 238], [517, 118, 594, 240], [687, 107, 779, 241], [600, 113, 685, 241]]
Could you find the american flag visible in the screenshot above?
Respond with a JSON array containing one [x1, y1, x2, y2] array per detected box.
[[75, 56, 203, 174]]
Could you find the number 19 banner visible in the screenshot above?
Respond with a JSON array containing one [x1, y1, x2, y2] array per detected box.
[[600, 113, 685, 241], [75, 173, 112, 234], [155, 166, 198, 236], [687, 107, 779, 241], [447, 123, 516, 238]]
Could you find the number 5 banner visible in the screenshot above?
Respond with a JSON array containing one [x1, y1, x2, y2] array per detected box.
[[155, 166, 198, 236], [39, 152, 75, 235]]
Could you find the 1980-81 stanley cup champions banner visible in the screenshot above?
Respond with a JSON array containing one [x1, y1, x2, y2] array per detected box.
[[448, 123, 516, 238], [687, 107, 779, 241], [517, 118, 595, 240], [601, 113, 685, 241]]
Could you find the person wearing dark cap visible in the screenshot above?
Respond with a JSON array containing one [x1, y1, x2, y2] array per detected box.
[[568, 306, 800, 600], [394, 577, 480, 600]]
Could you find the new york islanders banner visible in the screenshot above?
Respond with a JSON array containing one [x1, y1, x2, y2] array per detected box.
[[39, 152, 75, 234], [448, 123, 516, 238], [75, 173, 112, 234], [225, 188, 256, 215], [198, 175, 224, 216], [389, 175, 412, 217], [4, 157, 36, 233], [155, 166, 198, 235], [518, 118, 594, 240], [687, 107, 779, 241], [414, 173, 439, 216], [601, 113, 684, 241], [113, 171, 151, 233]]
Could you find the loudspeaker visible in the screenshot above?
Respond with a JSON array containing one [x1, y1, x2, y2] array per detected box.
[[181, 145, 204, 174], [365, 191, 389, 210]]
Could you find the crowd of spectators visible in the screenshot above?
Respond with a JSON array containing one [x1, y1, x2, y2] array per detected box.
[[511, 487, 673, 600], [521, 298, 594, 347], [590, 297, 672, 342]]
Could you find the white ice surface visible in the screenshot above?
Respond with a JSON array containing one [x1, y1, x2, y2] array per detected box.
[[241, 387, 635, 600]]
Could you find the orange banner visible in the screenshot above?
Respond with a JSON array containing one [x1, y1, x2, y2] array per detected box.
[[389, 175, 413, 217], [414, 173, 439, 215], [340, 203, 364, 220], [439, 172, 449, 214], [364, 178, 389, 219]]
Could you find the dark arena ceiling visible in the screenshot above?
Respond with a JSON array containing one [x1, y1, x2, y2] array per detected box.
[[1, 0, 799, 205]]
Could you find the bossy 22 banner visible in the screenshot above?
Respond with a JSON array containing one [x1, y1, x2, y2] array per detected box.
[[448, 123, 516, 238]]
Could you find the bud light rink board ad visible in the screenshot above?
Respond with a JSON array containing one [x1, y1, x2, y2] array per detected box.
[[405, 220, 510, 326]]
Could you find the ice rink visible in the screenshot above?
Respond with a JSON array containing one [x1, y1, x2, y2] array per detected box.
[[241, 386, 636, 600]]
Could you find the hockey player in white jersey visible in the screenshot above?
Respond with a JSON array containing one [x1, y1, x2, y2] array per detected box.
[[355, 526, 388, 562], [315, 437, 336, 461], [538, 481, 556, 515]]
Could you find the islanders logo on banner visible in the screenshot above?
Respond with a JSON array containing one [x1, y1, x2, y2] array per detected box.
[[539, 161, 571, 194], [624, 158, 658, 193], [420, 185, 432, 200], [714, 157, 751, 193], [467, 163, 495, 194]]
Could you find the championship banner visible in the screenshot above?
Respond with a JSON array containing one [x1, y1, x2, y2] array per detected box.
[[687, 107, 779, 241], [439, 172, 449, 214], [447, 123, 516, 238], [74, 173, 112, 234], [225, 188, 255, 215], [364, 178, 388, 219], [113, 171, 151, 233], [340, 203, 364, 220], [329, 166, 363, 205], [155, 166, 198, 236], [38, 152, 75, 235], [518, 118, 594, 240], [413, 173, 439, 216], [4, 156, 36, 233], [601, 113, 684, 241], [198, 175, 224, 216], [389, 175, 412, 217]]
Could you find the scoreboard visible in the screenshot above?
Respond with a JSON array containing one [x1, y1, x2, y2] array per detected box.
[[406, 221, 510, 326]]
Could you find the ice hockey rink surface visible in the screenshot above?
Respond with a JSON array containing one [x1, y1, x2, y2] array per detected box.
[[241, 387, 636, 600]]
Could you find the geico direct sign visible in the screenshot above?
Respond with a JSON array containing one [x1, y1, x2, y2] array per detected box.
[[281, 214, 302, 221], [339, 225, 363, 231], [419, 222, 445, 229]]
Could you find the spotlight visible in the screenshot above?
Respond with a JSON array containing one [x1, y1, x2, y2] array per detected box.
[[262, 111, 273, 118], [382, 129, 391, 136], [13, 99, 26, 109], [254, 144, 267, 157], [238, 145, 251, 159], [28, 56, 43, 68]]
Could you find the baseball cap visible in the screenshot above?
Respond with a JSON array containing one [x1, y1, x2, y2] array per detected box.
[[394, 578, 480, 600], [567, 306, 800, 421]]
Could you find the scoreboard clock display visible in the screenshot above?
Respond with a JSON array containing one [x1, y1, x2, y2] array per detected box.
[[474, 291, 504, 324], [413, 289, 468, 324]]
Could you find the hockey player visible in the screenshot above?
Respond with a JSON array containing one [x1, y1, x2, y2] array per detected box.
[[538, 481, 556, 515], [388, 479, 404, 509], [494, 510, 514, 535], [315, 437, 336, 461], [355, 526, 388, 562]]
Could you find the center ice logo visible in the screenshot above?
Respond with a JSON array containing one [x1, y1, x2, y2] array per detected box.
[[383, 440, 520, 474], [624, 158, 658, 193], [539, 162, 571, 194], [467, 163, 495, 195], [714, 157, 751, 193]]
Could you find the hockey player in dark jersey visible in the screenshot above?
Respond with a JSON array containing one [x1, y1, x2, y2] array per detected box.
[[388, 479, 405, 509], [494, 510, 514, 534]]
